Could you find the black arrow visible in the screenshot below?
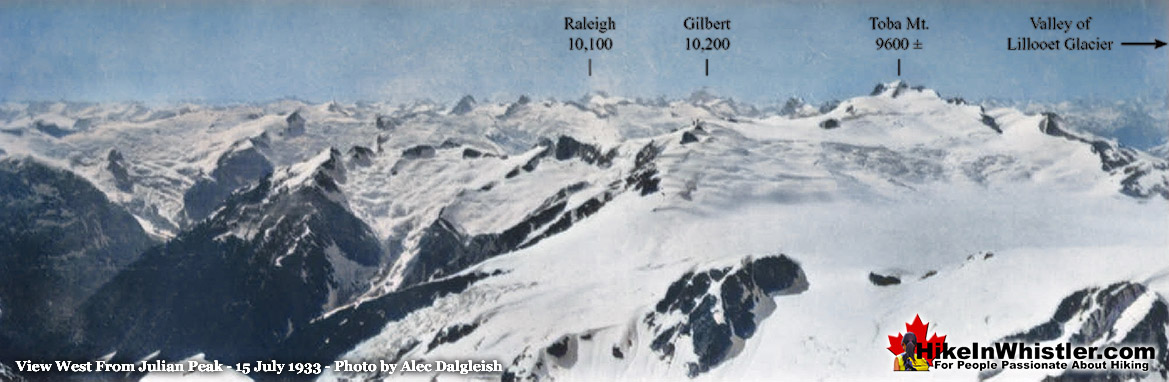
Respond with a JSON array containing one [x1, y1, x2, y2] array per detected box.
[[1120, 39, 1165, 49]]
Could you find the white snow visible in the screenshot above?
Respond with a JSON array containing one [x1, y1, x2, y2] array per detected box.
[[324, 186, 1166, 382], [2, 84, 1166, 382]]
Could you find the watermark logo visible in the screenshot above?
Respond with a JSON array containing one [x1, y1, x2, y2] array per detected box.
[[882, 314, 1155, 375], [886, 314, 947, 371]]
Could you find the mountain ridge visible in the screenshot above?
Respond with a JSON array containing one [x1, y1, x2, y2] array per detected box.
[[0, 83, 1165, 381]]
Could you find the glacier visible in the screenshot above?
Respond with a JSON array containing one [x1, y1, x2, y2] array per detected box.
[[0, 81, 1166, 382]]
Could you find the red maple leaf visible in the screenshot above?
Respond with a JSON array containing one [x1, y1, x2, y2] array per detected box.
[[886, 314, 947, 366]]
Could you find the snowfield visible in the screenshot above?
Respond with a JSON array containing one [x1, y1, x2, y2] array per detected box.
[[324, 191, 1166, 382], [0, 81, 1166, 382]]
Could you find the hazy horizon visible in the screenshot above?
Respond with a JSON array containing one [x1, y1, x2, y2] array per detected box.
[[2, 0, 1166, 105]]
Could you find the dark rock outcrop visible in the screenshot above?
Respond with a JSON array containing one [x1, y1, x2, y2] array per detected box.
[[984, 282, 1169, 381], [80, 152, 383, 366], [503, 95, 532, 118], [502, 330, 596, 382], [643, 255, 808, 377], [1038, 112, 1137, 171], [506, 136, 617, 177], [402, 145, 437, 160], [1038, 113, 1168, 199], [451, 95, 476, 115], [818, 100, 842, 114], [181, 142, 274, 224], [428, 323, 481, 352], [273, 272, 490, 381], [463, 148, 485, 159], [285, 111, 306, 136], [779, 97, 806, 117], [0, 158, 154, 363], [32, 120, 73, 138], [399, 139, 659, 289], [871, 81, 909, 98], [868, 272, 901, 286], [980, 114, 1002, 133], [375, 115, 398, 130], [398, 182, 596, 287], [553, 136, 614, 166], [347, 145, 375, 167], [625, 142, 662, 196], [106, 149, 134, 192]]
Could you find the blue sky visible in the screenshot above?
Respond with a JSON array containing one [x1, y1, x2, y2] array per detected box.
[[0, 0, 1166, 104]]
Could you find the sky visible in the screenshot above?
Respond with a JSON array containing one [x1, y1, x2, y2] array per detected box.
[[0, 0, 1166, 105]]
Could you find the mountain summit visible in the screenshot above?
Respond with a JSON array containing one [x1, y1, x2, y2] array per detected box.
[[0, 83, 1165, 381]]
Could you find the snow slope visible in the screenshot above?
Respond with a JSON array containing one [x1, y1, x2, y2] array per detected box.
[[1, 81, 1166, 382], [316, 82, 1167, 382]]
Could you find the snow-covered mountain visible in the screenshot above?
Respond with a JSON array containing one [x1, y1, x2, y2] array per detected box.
[[987, 97, 1169, 152], [986, 281, 1169, 381], [1151, 142, 1169, 160], [0, 82, 1166, 381], [79, 148, 384, 364]]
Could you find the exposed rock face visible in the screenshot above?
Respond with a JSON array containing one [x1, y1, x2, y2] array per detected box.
[[32, 120, 73, 138], [462, 148, 486, 159], [80, 150, 383, 364], [500, 256, 807, 382], [1041, 112, 1140, 172], [399, 181, 596, 287], [398, 137, 660, 288], [984, 282, 1169, 381], [506, 136, 619, 178], [402, 145, 437, 160], [375, 115, 398, 130], [285, 111, 306, 136], [428, 322, 481, 352], [626, 142, 662, 196], [1038, 113, 1168, 199], [181, 142, 274, 224], [871, 81, 909, 98], [106, 149, 134, 192], [504, 95, 532, 118], [643, 255, 808, 377], [980, 113, 1002, 133], [272, 272, 492, 373], [502, 331, 592, 382], [779, 97, 806, 116], [347, 145, 375, 167], [451, 95, 476, 115], [0, 158, 154, 362], [819, 100, 842, 114], [819, 118, 840, 129], [868, 272, 901, 286], [553, 136, 613, 165]]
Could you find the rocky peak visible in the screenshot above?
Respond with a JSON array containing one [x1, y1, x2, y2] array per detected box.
[[451, 95, 476, 115]]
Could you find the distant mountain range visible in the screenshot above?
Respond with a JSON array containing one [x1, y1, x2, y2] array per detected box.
[[0, 82, 1165, 381]]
